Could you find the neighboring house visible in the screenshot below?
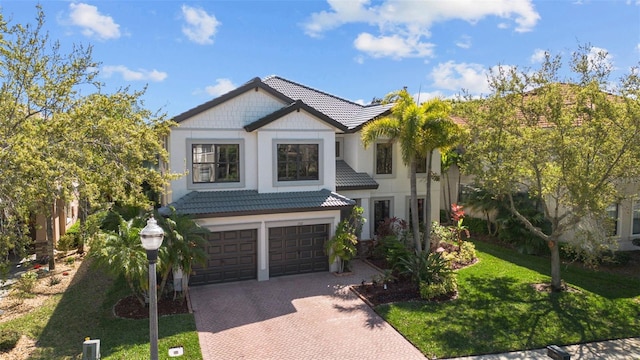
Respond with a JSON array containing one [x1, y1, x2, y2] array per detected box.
[[33, 198, 79, 259], [162, 76, 441, 285], [440, 89, 640, 252]]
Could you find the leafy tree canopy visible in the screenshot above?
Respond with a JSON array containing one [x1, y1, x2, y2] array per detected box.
[[0, 6, 176, 261], [458, 44, 640, 290]]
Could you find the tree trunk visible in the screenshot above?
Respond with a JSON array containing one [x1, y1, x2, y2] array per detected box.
[[46, 202, 56, 270], [424, 150, 434, 252], [444, 171, 452, 221], [77, 194, 89, 254], [549, 239, 562, 291], [409, 160, 422, 253]]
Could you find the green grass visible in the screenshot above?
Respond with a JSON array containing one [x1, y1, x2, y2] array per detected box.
[[0, 259, 202, 360], [376, 240, 640, 359]]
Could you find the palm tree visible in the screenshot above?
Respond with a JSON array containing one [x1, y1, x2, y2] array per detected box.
[[417, 99, 463, 251], [157, 208, 208, 299], [362, 89, 425, 252], [91, 212, 149, 306]]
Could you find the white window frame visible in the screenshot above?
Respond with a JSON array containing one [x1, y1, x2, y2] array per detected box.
[[371, 197, 394, 237]]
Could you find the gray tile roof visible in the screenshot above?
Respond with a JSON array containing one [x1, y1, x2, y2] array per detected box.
[[335, 160, 379, 191], [161, 189, 355, 218], [262, 76, 393, 131]]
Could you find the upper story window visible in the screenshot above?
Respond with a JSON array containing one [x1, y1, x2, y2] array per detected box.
[[335, 138, 344, 160], [375, 143, 393, 176], [633, 200, 640, 236], [192, 143, 240, 183], [277, 144, 319, 181]]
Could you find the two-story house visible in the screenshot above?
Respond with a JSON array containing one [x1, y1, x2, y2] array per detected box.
[[162, 76, 441, 285]]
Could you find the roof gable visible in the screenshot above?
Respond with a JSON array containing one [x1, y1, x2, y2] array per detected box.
[[262, 76, 393, 131], [244, 100, 348, 132], [172, 77, 293, 123]]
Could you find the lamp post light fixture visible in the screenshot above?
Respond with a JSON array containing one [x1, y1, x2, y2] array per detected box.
[[140, 216, 164, 360]]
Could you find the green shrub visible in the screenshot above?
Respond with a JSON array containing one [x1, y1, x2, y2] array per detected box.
[[419, 273, 458, 300], [15, 271, 38, 295], [399, 251, 452, 286], [464, 217, 489, 235], [372, 236, 412, 271], [49, 276, 61, 286], [457, 241, 476, 265], [0, 329, 20, 353]]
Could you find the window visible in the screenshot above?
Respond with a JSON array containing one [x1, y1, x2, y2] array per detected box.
[[416, 154, 427, 174], [375, 143, 393, 175], [407, 197, 426, 228], [372, 198, 393, 235], [192, 143, 240, 183], [277, 144, 319, 181], [606, 203, 618, 236], [633, 200, 640, 236], [335, 138, 344, 160]]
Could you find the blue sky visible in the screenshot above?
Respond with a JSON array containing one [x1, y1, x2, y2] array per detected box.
[[3, 1, 639, 118]]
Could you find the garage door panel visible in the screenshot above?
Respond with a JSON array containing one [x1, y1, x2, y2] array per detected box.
[[191, 229, 257, 286], [269, 224, 329, 277]]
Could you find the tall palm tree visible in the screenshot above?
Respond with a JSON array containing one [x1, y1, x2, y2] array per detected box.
[[417, 99, 463, 251], [362, 89, 425, 252]]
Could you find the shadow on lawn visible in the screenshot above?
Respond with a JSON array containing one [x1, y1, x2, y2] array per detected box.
[[31, 258, 197, 359], [396, 274, 640, 357], [474, 240, 640, 299]]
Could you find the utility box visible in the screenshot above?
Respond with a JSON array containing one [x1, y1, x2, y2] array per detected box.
[[173, 267, 184, 292], [83, 339, 101, 360], [547, 345, 570, 360]]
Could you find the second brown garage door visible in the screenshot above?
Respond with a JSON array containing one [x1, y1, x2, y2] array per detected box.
[[269, 224, 329, 277], [191, 229, 257, 285]]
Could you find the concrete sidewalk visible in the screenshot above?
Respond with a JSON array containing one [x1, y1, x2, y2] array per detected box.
[[451, 337, 640, 359]]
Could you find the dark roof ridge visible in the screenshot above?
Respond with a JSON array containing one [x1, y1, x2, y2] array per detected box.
[[263, 75, 370, 108]]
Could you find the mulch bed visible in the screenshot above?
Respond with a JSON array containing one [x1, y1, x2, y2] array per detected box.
[[114, 295, 189, 319]]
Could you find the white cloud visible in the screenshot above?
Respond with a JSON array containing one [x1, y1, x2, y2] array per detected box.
[[414, 91, 447, 103], [68, 3, 120, 40], [181, 5, 220, 45], [102, 65, 167, 82], [530, 48, 548, 63], [304, 0, 540, 59], [455, 35, 472, 49], [637, 43, 640, 52], [586, 46, 614, 72], [430, 61, 490, 95], [354, 33, 434, 59], [205, 78, 236, 96]]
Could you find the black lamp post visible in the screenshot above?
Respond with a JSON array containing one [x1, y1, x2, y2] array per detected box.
[[140, 216, 164, 360]]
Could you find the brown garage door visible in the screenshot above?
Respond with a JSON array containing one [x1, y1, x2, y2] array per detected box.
[[269, 224, 329, 277], [191, 229, 257, 285]]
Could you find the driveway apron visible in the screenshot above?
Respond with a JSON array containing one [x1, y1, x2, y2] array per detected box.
[[190, 259, 426, 360]]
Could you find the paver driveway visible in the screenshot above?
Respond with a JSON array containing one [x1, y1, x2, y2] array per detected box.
[[190, 259, 426, 360]]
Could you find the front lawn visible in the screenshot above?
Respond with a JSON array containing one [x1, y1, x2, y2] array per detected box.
[[376, 240, 640, 358], [0, 258, 202, 359]]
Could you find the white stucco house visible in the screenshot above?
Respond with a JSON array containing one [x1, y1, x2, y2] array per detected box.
[[161, 76, 441, 285]]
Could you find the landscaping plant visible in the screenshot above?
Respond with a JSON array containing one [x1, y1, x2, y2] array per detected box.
[[325, 206, 365, 273], [89, 211, 149, 305]]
